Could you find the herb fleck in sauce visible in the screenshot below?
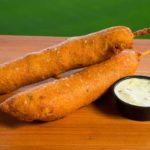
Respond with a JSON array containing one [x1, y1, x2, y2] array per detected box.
[[115, 78, 150, 107]]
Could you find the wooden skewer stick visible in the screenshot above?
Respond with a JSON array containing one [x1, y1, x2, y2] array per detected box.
[[134, 28, 150, 37]]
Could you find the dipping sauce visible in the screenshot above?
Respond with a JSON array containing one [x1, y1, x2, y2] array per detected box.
[[114, 78, 150, 107]]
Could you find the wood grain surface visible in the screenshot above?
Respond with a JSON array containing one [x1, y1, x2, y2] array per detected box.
[[0, 35, 150, 150]]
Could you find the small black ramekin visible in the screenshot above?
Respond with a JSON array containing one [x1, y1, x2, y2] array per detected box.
[[112, 75, 150, 121]]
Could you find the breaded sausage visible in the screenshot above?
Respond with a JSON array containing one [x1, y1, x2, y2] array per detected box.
[[0, 26, 134, 94], [0, 50, 142, 122]]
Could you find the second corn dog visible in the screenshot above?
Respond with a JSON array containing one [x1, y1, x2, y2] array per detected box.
[[1, 50, 147, 122]]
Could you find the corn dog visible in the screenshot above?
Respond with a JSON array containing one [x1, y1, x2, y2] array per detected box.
[[0, 26, 135, 94], [0, 50, 147, 122]]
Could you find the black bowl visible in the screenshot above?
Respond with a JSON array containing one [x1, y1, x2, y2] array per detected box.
[[112, 75, 150, 121]]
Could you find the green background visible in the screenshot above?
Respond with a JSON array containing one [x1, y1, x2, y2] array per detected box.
[[0, 0, 149, 38]]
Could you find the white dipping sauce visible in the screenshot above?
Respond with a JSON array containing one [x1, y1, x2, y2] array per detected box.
[[115, 78, 150, 107]]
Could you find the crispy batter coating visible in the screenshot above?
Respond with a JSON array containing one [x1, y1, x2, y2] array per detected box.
[[0, 26, 134, 94], [0, 50, 139, 122]]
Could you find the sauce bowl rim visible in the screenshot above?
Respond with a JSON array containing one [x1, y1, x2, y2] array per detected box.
[[112, 75, 150, 108]]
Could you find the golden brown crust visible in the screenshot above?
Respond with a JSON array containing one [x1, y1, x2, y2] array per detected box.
[[0, 26, 134, 94], [0, 50, 139, 122]]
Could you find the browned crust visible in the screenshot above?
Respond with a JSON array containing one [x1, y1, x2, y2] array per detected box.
[[0, 26, 134, 94], [0, 50, 139, 122]]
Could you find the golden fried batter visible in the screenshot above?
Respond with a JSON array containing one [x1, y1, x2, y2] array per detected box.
[[0, 26, 134, 94], [0, 50, 140, 121]]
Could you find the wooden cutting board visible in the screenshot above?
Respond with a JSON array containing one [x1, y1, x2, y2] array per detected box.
[[0, 35, 150, 150]]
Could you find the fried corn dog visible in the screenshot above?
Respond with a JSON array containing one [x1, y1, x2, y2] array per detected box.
[[0, 26, 135, 94], [1, 50, 147, 122]]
